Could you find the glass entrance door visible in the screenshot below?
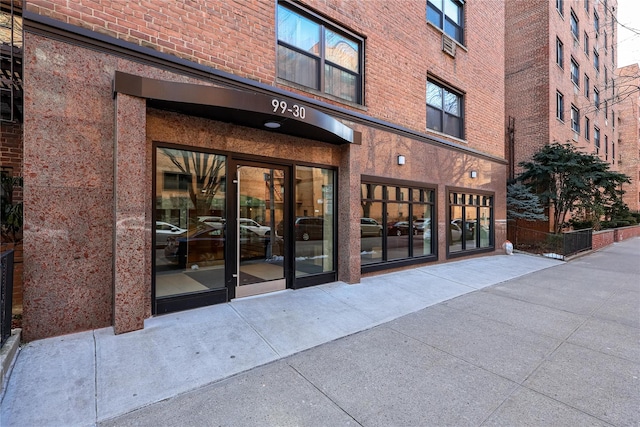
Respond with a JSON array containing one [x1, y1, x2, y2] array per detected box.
[[235, 164, 286, 298]]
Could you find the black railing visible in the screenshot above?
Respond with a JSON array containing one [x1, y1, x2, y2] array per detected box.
[[563, 228, 593, 257], [1, 249, 14, 347], [511, 226, 592, 260]]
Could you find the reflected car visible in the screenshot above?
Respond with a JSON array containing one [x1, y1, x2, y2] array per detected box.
[[360, 218, 382, 237], [292, 217, 325, 241], [164, 225, 282, 268], [239, 218, 272, 236], [387, 221, 412, 236], [414, 219, 430, 234], [452, 219, 475, 239], [155, 221, 187, 247], [164, 225, 225, 268]]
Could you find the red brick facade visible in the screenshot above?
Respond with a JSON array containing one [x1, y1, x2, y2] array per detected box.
[[616, 64, 640, 211], [506, 0, 620, 229], [20, 1, 508, 339]]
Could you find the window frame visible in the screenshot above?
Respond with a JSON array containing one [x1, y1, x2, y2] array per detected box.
[[571, 105, 580, 133], [584, 74, 590, 98], [361, 179, 437, 273], [570, 57, 580, 86], [584, 31, 589, 57], [427, 0, 465, 44], [556, 37, 564, 68], [276, 1, 364, 104], [556, 91, 565, 122], [427, 78, 465, 140], [594, 87, 600, 109], [585, 116, 590, 140], [594, 49, 600, 71], [447, 189, 494, 258], [594, 126, 600, 153], [570, 10, 579, 40], [556, 0, 564, 16]]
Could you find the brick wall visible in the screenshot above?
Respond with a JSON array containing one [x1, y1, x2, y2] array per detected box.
[[616, 64, 640, 212], [26, 0, 505, 159], [592, 229, 614, 250], [0, 121, 23, 200]]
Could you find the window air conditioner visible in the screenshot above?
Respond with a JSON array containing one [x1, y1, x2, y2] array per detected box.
[[442, 34, 456, 57]]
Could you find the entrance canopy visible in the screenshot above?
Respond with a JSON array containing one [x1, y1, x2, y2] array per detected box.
[[113, 71, 361, 145]]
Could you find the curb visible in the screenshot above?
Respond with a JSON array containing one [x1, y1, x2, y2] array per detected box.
[[0, 329, 21, 403]]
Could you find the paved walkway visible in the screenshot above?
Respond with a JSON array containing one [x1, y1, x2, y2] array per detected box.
[[1, 239, 638, 426]]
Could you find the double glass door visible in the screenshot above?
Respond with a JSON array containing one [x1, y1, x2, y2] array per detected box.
[[235, 164, 287, 298]]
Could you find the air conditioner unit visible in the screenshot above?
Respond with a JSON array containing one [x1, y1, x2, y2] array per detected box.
[[442, 34, 456, 57]]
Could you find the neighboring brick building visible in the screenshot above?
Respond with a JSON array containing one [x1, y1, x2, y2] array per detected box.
[[506, 0, 619, 229], [616, 63, 640, 211], [9, 0, 507, 340]]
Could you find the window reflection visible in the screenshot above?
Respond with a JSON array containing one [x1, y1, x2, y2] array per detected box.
[[294, 166, 335, 277], [448, 191, 493, 254], [155, 147, 227, 298], [361, 183, 435, 266]]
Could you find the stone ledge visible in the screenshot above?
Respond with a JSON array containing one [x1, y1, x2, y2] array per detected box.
[[0, 329, 22, 402]]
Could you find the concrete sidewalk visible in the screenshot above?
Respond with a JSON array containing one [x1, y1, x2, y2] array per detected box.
[[2, 240, 638, 426]]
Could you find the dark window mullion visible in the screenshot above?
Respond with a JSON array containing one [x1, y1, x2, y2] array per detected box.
[[278, 41, 322, 63], [319, 24, 326, 95]]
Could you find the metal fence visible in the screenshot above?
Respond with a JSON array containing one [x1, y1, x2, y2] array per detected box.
[[1, 249, 14, 347], [511, 226, 592, 260], [563, 228, 593, 257]]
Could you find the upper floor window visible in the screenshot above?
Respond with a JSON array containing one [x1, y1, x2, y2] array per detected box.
[[584, 74, 590, 98], [427, 0, 464, 44], [570, 10, 579, 40], [594, 87, 600, 109], [584, 32, 589, 56], [427, 79, 464, 139], [594, 126, 600, 152], [556, 91, 565, 121], [594, 49, 600, 71], [571, 58, 580, 86], [557, 0, 564, 15], [604, 31, 608, 50], [594, 11, 599, 34], [585, 116, 590, 140], [277, 2, 363, 104], [584, 0, 589, 11], [571, 105, 580, 133], [556, 38, 564, 68]]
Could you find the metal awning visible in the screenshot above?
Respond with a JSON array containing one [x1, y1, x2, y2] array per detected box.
[[113, 71, 361, 145]]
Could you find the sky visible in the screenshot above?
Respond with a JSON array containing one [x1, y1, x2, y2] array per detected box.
[[617, 0, 640, 68]]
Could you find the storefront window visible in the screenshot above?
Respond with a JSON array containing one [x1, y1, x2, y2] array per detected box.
[[448, 190, 493, 255], [294, 166, 335, 277], [361, 182, 435, 269], [155, 147, 227, 298]]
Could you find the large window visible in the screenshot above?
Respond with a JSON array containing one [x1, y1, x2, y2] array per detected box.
[[427, 0, 464, 44], [294, 165, 336, 278], [155, 147, 227, 299], [556, 91, 564, 121], [448, 191, 493, 254], [277, 2, 362, 104], [556, 37, 564, 68], [361, 182, 435, 269], [427, 79, 464, 139]]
